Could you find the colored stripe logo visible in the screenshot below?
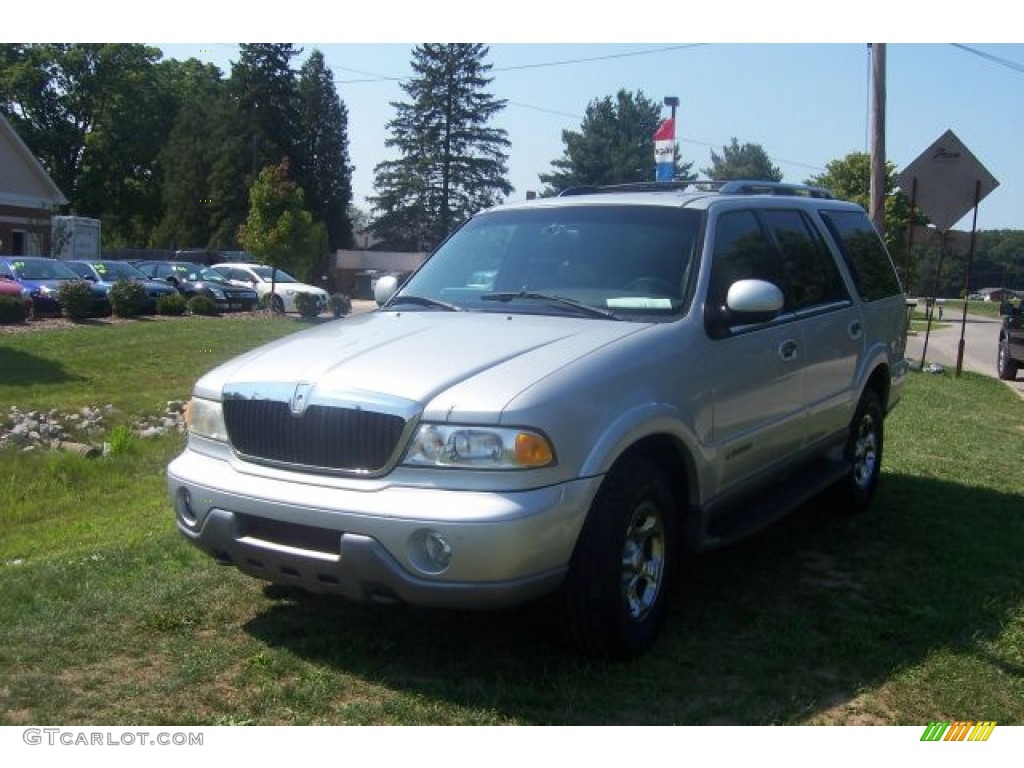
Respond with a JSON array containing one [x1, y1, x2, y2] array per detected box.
[[920, 721, 997, 741]]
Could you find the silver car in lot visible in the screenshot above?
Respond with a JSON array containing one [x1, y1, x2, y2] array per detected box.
[[169, 180, 908, 658]]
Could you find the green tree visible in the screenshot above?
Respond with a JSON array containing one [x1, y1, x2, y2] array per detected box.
[[0, 44, 170, 245], [540, 90, 694, 195], [238, 159, 326, 288], [232, 44, 302, 175], [151, 58, 227, 248], [205, 44, 303, 249], [370, 44, 512, 251], [703, 137, 782, 182], [296, 49, 354, 251]]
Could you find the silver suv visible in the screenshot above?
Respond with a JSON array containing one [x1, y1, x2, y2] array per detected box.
[[168, 181, 909, 658]]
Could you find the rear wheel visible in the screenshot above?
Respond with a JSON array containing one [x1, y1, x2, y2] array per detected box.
[[838, 390, 884, 513], [560, 457, 678, 659], [997, 338, 1019, 381]]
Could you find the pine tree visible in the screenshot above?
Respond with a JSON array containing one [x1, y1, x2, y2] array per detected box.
[[231, 44, 302, 175], [702, 137, 782, 182], [296, 49, 354, 251], [539, 90, 694, 195], [152, 59, 226, 248], [370, 44, 511, 251]]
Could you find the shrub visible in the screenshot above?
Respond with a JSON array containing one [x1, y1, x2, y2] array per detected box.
[[155, 293, 187, 316], [328, 293, 352, 318], [187, 294, 219, 316], [109, 279, 146, 317], [0, 295, 30, 324], [293, 291, 322, 318], [57, 280, 93, 320]]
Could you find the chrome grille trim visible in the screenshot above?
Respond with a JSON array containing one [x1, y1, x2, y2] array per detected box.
[[222, 383, 421, 476]]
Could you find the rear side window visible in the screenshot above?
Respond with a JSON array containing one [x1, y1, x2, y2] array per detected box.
[[819, 210, 902, 301]]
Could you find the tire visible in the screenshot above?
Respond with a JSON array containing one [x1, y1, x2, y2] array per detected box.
[[272, 294, 285, 314], [838, 390, 884, 513], [997, 338, 1019, 381], [560, 457, 678, 659]]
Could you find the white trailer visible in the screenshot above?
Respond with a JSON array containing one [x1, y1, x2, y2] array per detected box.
[[51, 216, 101, 261]]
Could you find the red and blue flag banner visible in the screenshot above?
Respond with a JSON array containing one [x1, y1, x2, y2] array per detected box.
[[654, 117, 676, 182]]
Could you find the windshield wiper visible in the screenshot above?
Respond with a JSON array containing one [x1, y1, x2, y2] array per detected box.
[[481, 291, 618, 319], [388, 294, 462, 311]]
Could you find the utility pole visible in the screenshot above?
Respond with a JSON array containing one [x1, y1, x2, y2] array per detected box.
[[869, 43, 887, 238]]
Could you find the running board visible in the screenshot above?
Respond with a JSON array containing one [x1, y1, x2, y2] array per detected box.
[[705, 457, 850, 546]]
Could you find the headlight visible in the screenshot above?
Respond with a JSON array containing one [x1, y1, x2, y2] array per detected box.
[[210, 288, 226, 299], [403, 425, 554, 469], [185, 397, 228, 442]]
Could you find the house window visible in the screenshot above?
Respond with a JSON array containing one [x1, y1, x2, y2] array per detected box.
[[12, 230, 27, 256]]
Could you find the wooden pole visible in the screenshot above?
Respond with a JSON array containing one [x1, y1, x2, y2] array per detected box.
[[870, 43, 887, 238]]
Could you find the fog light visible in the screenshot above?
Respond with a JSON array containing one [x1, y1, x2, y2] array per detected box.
[[409, 529, 454, 574], [424, 531, 452, 569], [176, 487, 197, 528]]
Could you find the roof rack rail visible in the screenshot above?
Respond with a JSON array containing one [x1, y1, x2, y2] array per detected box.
[[557, 179, 833, 199], [717, 180, 833, 199], [558, 180, 726, 197]]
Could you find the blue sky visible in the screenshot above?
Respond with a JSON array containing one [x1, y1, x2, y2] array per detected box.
[[16, 1, 1024, 230]]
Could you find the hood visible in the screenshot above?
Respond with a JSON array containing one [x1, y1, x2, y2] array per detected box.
[[25, 278, 106, 296], [195, 310, 649, 418]]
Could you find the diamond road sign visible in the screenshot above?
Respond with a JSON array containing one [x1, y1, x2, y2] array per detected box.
[[897, 129, 999, 233]]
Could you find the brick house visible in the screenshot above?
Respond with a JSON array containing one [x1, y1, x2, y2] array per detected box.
[[0, 113, 68, 256]]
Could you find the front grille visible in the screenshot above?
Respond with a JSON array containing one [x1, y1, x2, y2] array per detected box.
[[223, 399, 407, 473]]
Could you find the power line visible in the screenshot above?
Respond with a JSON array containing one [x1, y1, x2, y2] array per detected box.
[[330, 44, 707, 85], [950, 43, 1024, 74]]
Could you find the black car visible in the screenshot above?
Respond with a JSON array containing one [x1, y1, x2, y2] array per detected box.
[[66, 260, 180, 314], [133, 261, 259, 312], [997, 299, 1023, 381], [0, 256, 111, 317]]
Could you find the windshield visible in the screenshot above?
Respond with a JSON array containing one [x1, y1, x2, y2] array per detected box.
[[95, 261, 146, 280], [250, 265, 297, 283], [11, 259, 80, 280], [173, 263, 230, 284], [391, 205, 701, 320]]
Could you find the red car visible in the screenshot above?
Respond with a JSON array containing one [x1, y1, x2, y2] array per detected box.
[[0, 274, 32, 318]]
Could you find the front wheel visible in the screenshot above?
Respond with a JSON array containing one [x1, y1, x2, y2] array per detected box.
[[997, 338, 1019, 381], [560, 457, 678, 659]]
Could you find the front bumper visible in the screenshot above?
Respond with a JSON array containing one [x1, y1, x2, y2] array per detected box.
[[167, 447, 599, 608]]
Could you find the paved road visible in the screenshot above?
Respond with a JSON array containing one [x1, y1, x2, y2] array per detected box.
[[905, 311, 1024, 399]]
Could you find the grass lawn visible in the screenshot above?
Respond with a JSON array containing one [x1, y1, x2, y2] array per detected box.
[[1, 316, 1022, 725]]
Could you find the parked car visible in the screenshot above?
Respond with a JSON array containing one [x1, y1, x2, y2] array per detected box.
[[0, 274, 32, 317], [133, 261, 258, 312], [997, 300, 1023, 381], [168, 180, 909, 658], [211, 262, 328, 314], [0, 256, 110, 317], [65, 260, 180, 314]]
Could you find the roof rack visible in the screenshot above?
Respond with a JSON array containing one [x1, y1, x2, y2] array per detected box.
[[557, 179, 833, 199], [558, 180, 724, 196], [718, 181, 833, 199]]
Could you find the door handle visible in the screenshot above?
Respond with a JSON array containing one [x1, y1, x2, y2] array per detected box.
[[779, 339, 798, 362]]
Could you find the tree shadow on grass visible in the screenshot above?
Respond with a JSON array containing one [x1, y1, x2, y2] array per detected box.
[[0, 347, 86, 388], [243, 473, 1024, 725]]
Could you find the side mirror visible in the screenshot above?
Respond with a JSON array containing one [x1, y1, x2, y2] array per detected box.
[[726, 279, 785, 320], [374, 275, 399, 306]]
